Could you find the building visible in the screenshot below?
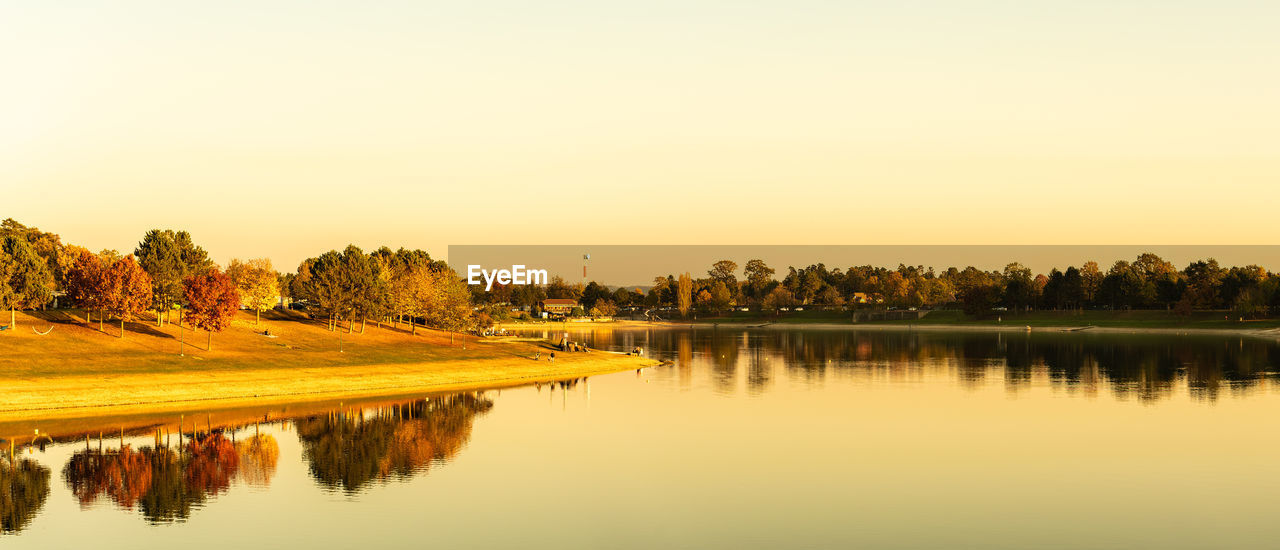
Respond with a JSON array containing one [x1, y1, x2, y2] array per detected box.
[[541, 298, 579, 316]]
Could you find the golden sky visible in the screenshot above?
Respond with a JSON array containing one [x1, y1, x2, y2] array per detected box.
[[2, 2, 1278, 269]]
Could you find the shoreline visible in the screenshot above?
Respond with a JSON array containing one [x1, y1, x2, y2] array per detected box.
[[498, 319, 1280, 340], [0, 350, 655, 422], [0, 310, 658, 426], [0, 351, 655, 425]]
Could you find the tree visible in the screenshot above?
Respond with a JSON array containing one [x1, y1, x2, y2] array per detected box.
[[1001, 262, 1035, 312], [708, 260, 738, 289], [1062, 266, 1084, 309], [676, 272, 693, 317], [183, 269, 240, 350], [1, 236, 55, 329], [65, 247, 108, 328], [425, 268, 473, 344], [100, 256, 153, 338], [134, 229, 211, 326], [1, 218, 68, 297], [1080, 261, 1103, 305], [761, 286, 794, 314], [743, 259, 775, 302], [710, 281, 733, 312], [227, 258, 279, 325], [591, 299, 618, 317]]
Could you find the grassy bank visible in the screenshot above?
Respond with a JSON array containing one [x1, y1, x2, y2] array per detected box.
[[0, 309, 655, 422]]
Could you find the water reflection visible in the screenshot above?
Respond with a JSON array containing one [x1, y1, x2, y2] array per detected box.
[[583, 328, 1280, 402], [1, 459, 49, 533], [64, 432, 251, 523], [296, 394, 492, 493]]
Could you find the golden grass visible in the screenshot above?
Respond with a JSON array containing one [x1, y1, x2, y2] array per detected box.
[[0, 309, 655, 423]]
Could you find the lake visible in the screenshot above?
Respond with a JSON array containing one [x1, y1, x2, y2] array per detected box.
[[4, 326, 1280, 549]]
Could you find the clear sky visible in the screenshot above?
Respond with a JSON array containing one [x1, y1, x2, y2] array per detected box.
[[2, 1, 1277, 269]]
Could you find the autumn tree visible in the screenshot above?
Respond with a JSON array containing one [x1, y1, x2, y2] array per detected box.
[[65, 247, 108, 329], [676, 272, 693, 317], [761, 286, 794, 314], [227, 258, 280, 325], [183, 268, 241, 350], [100, 256, 153, 338], [425, 268, 473, 344], [135, 229, 212, 326]]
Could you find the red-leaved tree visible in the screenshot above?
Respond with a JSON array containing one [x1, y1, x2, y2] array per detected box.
[[183, 268, 240, 351], [101, 256, 153, 338], [65, 248, 107, 329]]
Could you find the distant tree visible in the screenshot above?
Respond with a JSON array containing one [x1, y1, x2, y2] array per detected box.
[[1182, 259, 1223, 309], [545, 276, 579, 300], [1001, 262, 1035, 312], [743, 259, 774, 302], [695, 289, 714, 313], [676, 272, 693, 317], [591, 299, 618, 317], [710, 280, 733, 312], [100, 256, 153, 338], [761, 286, 794, 314], [183, 269, 240, 350], [708, 260, 738, 289], [134, 229, 211, 326], [580, 281, 612, 311], [227, 258, 280, 325], [1080, 261, 1103, 305], [1062, 266, 1084, 309]]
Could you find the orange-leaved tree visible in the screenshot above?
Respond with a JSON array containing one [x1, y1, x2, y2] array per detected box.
[[183, 268, 240, 351], [65, 247, 107, 329], [100, 256, 153, 338]]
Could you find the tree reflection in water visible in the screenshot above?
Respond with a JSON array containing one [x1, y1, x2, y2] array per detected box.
[[235, 434, 279, 488], [1, 459, 50, 533], [63, 432, 267, 523], [633, 329, 1280, 402], [297, 394, 493, 493]]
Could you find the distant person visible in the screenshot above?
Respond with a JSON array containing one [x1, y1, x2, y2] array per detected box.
[[535, 351, 541, 361], [550, 352, 556, 362]]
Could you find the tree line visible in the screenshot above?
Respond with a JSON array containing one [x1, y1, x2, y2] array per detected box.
[[0, 219, 478, 346], [469, 254, 1280, 319]]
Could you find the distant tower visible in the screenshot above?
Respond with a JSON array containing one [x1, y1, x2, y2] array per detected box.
[[583, 253, 590, 282]]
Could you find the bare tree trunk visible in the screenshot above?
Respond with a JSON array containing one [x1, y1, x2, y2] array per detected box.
[[256, 310, 260, 325], [120, 318, 125, 339], [10, 307, 14, 329], [411, 319, 416, 335], [360, 319, 365, 334], [99, 310, 103, 332], [207, 330, 212, 351]]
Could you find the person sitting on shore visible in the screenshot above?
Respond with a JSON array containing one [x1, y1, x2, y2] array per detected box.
[[534, 351, 541, 361], [549, 352, 556, 362]]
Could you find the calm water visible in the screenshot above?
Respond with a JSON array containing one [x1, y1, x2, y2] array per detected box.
[[4, 327, 1280, 549]]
